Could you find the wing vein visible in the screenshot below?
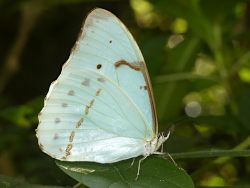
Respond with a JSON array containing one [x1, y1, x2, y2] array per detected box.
[[74, 49, 114, 65], [111, 164, 132, 187], [43, 136, 143, 146], [82, 35, 124, 60], [47, 96, 124, 118], [73, 72, 146, 136], [54, 79, 125, 115], [41, 112, 143, 138], [110, 142, 143, 163], [83, 24, 137, 62]]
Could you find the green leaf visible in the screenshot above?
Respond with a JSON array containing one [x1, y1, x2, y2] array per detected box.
[[196, 185, 250, 188], [0, 105, 33, 127], [56, 157, 194, 188], [239, 89, 250, 129], [0, 175, 63, 188]]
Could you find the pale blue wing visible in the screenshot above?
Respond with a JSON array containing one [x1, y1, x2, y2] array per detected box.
[[37, 70, 153, 163], [58, 8, 157, 133]]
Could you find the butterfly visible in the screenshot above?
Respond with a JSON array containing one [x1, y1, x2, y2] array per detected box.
[[36, 8, 182, 181]]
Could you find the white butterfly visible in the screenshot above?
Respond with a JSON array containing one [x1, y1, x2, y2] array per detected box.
[[36, 8, 181, 181]]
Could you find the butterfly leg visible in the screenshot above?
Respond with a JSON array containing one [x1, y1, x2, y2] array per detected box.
[[133, 156, 147, 182], [161, 144, 163, 152], [162, 152, 185, 171], [125, 157, 135, 170]]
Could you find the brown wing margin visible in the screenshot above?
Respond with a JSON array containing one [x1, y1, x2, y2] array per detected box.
[[139, 61, 159, 134], [70, 7, 98, 55]]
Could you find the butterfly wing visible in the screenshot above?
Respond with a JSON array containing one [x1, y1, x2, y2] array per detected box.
[[36, 8, 158, 162], [59, 8, 158, 133], [37, 69, 152, 162]]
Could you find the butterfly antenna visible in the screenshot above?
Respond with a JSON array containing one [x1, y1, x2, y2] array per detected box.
[[165, 118, 197, 132], [173, 117, 191, 125], [174, 120, 197, 127]]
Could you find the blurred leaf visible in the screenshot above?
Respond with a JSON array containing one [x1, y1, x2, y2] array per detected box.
[[140, 35, 168, 77], [44, 0, 119, 6], [238, 67, 250, 83], [0, 175, 63, 188], [56, 157, 194, 188], [196, 185, 250, 188], [155, 36, 201, 120], [239, 89, 250, 129], [195, 115, 246, 133], [200, 0, 240, 22], [154, 72, 220, 84], [148, 0, 213, 45], [26, 95, 45, 123], [0, 105, 33, 127], [188, 78, 220, 92], [0, 96, 44, 127], [163, 134, 195, 153]]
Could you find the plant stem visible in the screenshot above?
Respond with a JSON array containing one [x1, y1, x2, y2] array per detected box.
[[190, 135, 250, 180], [212, 23, 238, 115], [154, 72, 220, 84], [230, 50, 250, 75], [73, 182, 87, 188]]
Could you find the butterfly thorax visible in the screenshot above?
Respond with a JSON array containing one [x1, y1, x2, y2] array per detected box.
[[142, 131, 170, 157]]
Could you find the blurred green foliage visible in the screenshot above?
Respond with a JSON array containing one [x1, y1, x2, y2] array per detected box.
[[1, 0, 250, 187]]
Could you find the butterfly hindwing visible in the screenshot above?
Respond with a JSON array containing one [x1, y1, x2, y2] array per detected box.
[[37, 70, 153, 162]]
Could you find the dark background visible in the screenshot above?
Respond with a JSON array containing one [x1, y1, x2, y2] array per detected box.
[[1, 0, 250, 187]]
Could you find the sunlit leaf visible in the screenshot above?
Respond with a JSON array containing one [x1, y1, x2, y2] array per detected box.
[[238, 67, 250, 83]]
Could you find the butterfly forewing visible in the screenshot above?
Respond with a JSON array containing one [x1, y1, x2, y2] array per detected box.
[[58, 8, 157, 133]]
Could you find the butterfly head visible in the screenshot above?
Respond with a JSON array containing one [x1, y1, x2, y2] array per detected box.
[[163, 130, 171, 140], [157, 130, 170, 143]]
